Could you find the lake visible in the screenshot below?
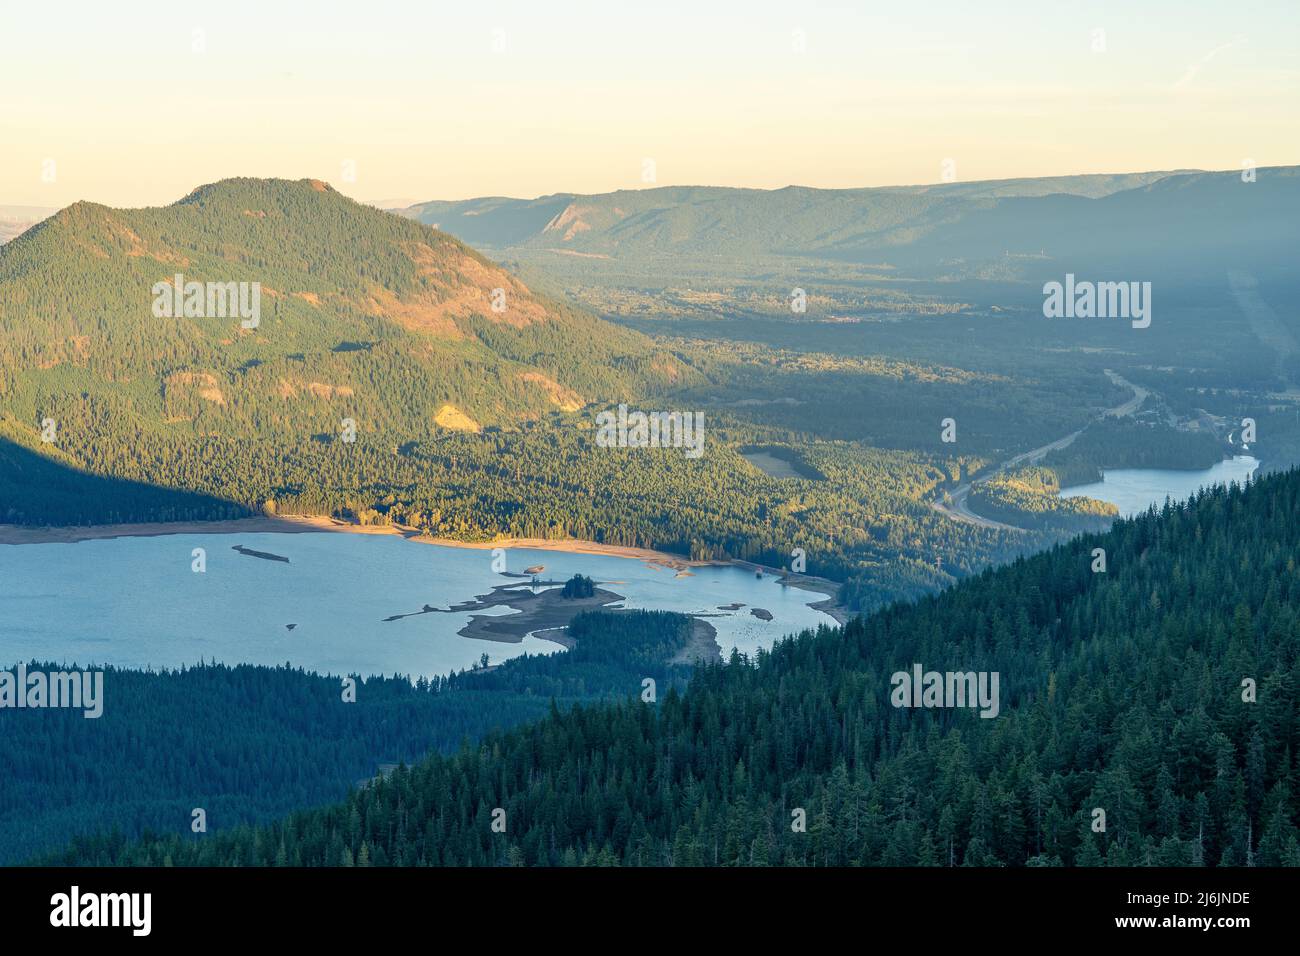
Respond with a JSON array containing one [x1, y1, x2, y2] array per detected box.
[[1058, 455, 1259, 518], [0, 532, 835, 678]]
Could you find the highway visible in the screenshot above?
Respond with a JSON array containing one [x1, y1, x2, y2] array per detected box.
[[930, 370, 1148, 531]]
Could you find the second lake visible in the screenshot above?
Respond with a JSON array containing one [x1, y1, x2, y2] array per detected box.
[[1058, 455, 1260, 518]]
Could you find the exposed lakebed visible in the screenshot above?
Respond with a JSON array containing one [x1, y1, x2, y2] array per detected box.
[[0, 531, 835, 679]]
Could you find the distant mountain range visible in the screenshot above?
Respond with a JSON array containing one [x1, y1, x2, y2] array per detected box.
[[396, 171, 1187, 251], [393, 168, 1300, 287]]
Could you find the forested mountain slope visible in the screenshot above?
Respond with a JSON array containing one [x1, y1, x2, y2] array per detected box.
[[49, 469, 1300, 866], [6, 611, 698, 865], [0, 177, 684, 446]]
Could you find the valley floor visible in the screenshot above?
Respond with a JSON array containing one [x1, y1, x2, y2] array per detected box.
[[930, 369, 1150, 531]]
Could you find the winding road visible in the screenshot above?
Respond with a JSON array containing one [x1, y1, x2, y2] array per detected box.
[[930, 370, 1148, 531]]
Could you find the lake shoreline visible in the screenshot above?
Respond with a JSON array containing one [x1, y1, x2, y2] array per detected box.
[[0, 514, 850, 622], [729, 560, 850, 625], [0, 515, 704, 568], [1057, 454, 1261, 519]]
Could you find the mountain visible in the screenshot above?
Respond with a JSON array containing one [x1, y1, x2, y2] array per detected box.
[[0, 178, 686, 446], [397, 171, 1193, 254], [46, 467, 1300, 866], [0, 177, 1040, 609], [865, 168, 1300, 281], [396, 168, 1300, 287]]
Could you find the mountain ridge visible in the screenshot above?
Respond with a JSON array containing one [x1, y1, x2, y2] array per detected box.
[[0, 177, 688, 443], [393, 167, 1300, 287], [395, 169, 1210, 252]]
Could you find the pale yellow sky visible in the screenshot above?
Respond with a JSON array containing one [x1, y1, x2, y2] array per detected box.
[[3, 0, 1297, 208]]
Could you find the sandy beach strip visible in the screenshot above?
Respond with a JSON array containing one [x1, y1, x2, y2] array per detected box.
[[0, 515, 851, 622], [0, 515, 703, 567]]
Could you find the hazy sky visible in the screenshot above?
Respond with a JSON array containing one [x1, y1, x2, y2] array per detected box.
[[4, 0, 1298, 207]]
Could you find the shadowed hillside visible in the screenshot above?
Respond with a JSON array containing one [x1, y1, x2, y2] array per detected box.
[[0, 432, 245, 526]]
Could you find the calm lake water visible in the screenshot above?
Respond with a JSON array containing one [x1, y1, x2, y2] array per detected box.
[[1059, 455, 1259, 518], [0, 533, 834, 678]]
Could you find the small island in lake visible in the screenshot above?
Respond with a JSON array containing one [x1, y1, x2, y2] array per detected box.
[[232, 544, 290, 563], [380, 571, 725, 657]]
